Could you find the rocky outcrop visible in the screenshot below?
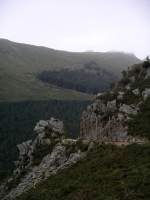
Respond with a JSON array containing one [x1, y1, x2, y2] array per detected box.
[[119, 104, 139, 115], [80, 97, 136, 142], [12, 118, 64, 177], [1, 118, 88, 200], [80, 60, 150, 143]]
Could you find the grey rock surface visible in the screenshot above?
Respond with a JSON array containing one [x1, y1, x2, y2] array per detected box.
[[132, 88, 140, 96], [119, 104, 139, 115], [142, 88, 150, 100], [1, 118, 86, 200]]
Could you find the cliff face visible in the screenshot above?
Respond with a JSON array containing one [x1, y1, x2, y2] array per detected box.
[[80, 60, 150, 144]]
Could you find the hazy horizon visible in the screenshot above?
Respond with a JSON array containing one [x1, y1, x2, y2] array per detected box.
[[0, 0, 150, 59]]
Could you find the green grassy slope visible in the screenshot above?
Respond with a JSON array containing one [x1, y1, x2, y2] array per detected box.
[[17, 144, 150, 200], [0, 39, 140, 101]]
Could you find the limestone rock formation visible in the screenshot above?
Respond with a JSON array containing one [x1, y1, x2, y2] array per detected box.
[[1, 118, 88, 200], [80, 97, 131, 142], [80, 60, 150, 143], [13, 118, 64, 177], [119, 104, 139, 115]]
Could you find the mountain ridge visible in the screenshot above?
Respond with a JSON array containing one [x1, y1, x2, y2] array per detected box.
[[0, 38, 140, 57], [0, 39, 140, 101]]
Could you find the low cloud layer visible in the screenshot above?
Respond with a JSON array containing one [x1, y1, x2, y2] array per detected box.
[[0, 0, 149, 59]]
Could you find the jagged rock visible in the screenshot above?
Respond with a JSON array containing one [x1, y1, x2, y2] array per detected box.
[[96, 100, 107, 113], [80, 60, 150, 144], [80, 96, 145, 143], [80, 73, 141, 143], [33, 120, 46, 133], [3, 142, 86, 200], [1, 118, 88, 200], [80, 99, 129, 142], [34, 118, 63, 135], [132, 88, 140, 96], [119, 104, 138, 115], [17, 140, 32, 156], [117, 91, 124, 100], [107, 100, 117, 112], [13, 118, 65, 175], [142, 88, 150, 100], [37, 120, 49, 127]]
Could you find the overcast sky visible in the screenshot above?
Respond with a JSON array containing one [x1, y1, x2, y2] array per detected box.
[[0, 0, 149, 59]]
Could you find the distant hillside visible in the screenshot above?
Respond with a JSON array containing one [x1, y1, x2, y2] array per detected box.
[[0, 39, 140, 101]]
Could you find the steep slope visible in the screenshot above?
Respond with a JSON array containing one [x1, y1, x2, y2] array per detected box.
[[1, 60, 150, 200], [0, 39, 140, 101], [17, 144, 150, 200]]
